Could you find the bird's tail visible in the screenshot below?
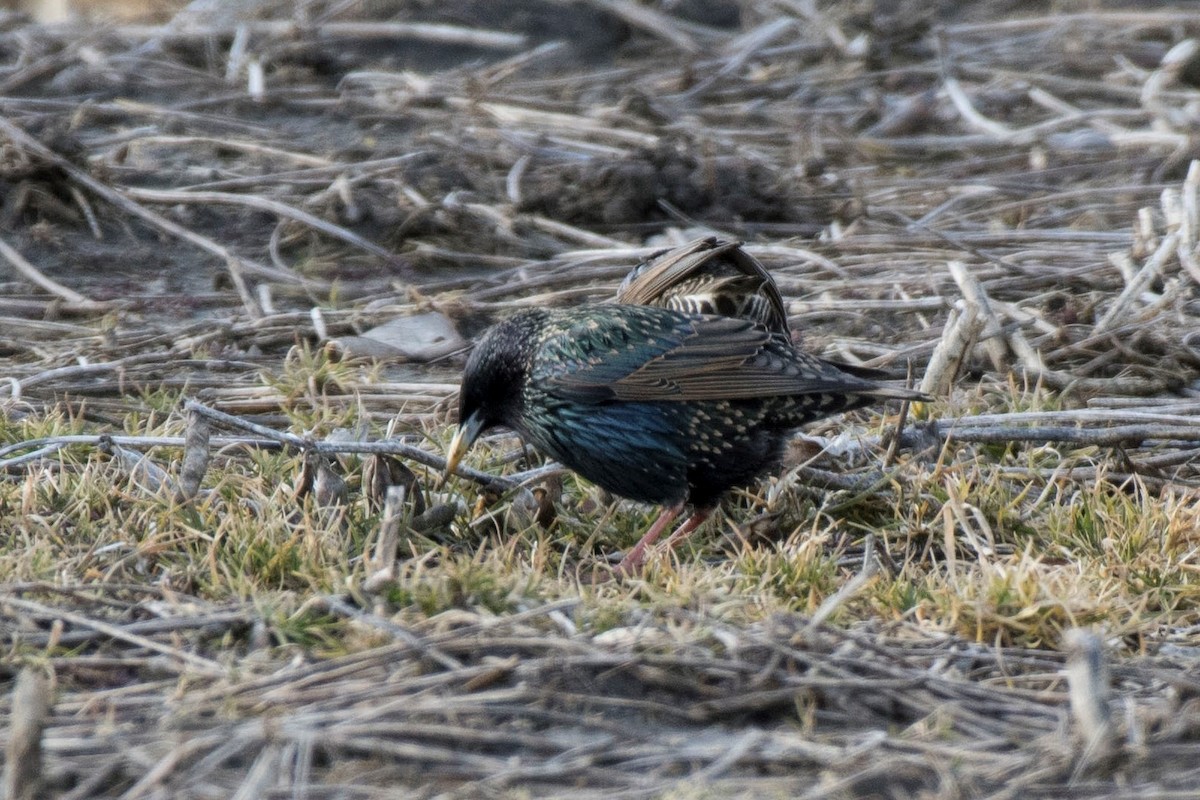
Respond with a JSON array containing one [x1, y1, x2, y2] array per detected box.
[[861, 385, 931, 402]]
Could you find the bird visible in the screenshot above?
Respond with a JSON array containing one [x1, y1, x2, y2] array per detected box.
[[616, 236, 791, 337], [444, 303, 927, 577]]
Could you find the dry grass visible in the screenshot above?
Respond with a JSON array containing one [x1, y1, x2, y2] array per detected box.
[[3, 1, 1200, 797]]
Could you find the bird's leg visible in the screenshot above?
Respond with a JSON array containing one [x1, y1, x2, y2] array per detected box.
[[662, 507, 713, 551], [611, 505, 717, 578], [610, 503, 684, 577]]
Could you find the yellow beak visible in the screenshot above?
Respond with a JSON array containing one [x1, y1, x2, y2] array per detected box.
[[444, 411, 485, 480]]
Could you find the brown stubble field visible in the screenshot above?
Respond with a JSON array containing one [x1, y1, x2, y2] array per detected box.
[[2, 2, 1200, 797]]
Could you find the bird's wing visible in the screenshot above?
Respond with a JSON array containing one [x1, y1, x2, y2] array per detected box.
[[616, 239, 790, 334], [615, 237, 735, 305], [536, 309, 883, 404]]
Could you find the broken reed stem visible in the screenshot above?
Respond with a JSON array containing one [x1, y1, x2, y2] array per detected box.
[[947, 259, 1008, 372], [111, 20, 531, 50], [1093, 231, 1180, 334], [1064, 629, 1116, 775], [176, 409, 211, 502], [807, 534, 879, 630], [3, 668, 51, 800], [366, 484, 406, 587], [920, 299, 982, 396]]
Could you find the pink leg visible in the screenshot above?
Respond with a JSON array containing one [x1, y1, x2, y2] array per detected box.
[[611, 505, 714, 578], [610, 503, 683, 577], [663, 507, 713, 551]]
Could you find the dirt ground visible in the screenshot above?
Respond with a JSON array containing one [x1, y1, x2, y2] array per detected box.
[[4, 1, 1200, 798]]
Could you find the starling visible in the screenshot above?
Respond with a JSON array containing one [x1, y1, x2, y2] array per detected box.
[[445, 304, 927, 576], [617, 236, 791, 337]]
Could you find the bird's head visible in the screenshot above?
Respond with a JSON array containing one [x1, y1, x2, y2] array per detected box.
[[444, 310, 543, 478]]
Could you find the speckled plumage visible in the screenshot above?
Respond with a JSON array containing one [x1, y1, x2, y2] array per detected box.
[[616, 237, 899, 385], [453, 305, 925, 521], [616, 237, 791, 337]]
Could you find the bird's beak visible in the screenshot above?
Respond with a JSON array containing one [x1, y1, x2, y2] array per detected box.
[[444, 410, 486, 480]]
